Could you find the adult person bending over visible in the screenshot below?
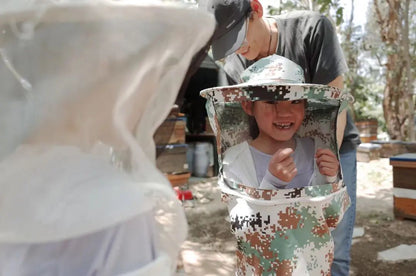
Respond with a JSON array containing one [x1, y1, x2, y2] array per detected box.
[[199, 0, 361, 275]]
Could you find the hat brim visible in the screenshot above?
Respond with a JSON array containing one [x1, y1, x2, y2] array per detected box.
[[200, 81, 342, 102], [211, 15, 247, 60]]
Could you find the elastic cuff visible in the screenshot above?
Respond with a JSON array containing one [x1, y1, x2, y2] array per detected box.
[[263, 170, 289, 188]]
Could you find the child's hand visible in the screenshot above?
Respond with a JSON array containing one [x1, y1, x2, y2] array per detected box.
[[268, 148, 297, 182], [316, 148, 339, 177]]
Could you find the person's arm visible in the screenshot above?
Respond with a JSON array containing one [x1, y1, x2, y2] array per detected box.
[[259, 169, 290, 189], [328, 75, 347, 149]]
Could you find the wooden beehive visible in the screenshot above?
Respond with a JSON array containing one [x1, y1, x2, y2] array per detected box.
[[389, 153, 416, 220], [153, 116, 186, 145]]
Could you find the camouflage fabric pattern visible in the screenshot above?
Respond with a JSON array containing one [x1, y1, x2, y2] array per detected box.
[[200, 55, 352, 275], [205, 91, 350, 274], [219, 179, 350, 275], [202, 86, 344, 162], [239, 54, 305, 84]]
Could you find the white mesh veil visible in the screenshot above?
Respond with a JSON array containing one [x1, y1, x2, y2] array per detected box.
[[0, 0, 215, 271]]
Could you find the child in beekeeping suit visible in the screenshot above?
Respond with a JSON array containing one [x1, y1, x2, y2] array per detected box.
[[201, 54, 351, 275], [224, 88, 339, 190]]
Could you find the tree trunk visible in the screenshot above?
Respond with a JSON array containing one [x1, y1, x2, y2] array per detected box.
[[375, 0, 413, 140], [344, 0, 358, 121], [403, 0, 415, 141]]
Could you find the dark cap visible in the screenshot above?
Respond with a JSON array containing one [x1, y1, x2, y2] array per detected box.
[[199, 0, 251, 60]]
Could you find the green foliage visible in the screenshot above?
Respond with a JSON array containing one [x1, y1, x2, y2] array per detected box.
[[350, 79, 385, 130], [339, 1, 386, 131], [270, 0, 343, 26], [316, 0, 343, 25]]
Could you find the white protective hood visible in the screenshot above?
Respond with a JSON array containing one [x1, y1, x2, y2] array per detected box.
[[0, 0, 215, 266]]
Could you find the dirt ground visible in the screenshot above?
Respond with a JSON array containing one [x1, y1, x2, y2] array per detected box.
[[178, 158, 416, 275]]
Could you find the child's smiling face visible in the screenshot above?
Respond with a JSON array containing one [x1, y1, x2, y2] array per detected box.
[[244, 100, 306, 143]]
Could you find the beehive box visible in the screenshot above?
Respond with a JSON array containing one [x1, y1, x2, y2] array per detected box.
[[372, 140, 408, 158], [357, 143, 381, 162], [389, 153, 416, 220], [356, 120, 378, 143], [154, 116, 186, 145]]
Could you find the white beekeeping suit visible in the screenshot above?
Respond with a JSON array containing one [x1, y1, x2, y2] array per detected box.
[[0, 1, 214, 275]]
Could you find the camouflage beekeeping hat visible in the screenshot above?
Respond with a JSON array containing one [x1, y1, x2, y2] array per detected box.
[[200, 54, 339, 102]]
